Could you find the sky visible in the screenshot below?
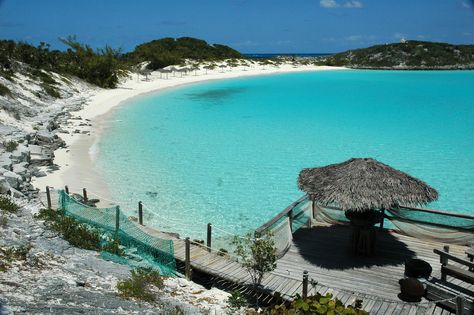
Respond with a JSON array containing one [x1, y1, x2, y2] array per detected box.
[[0, 0, 473, 53]]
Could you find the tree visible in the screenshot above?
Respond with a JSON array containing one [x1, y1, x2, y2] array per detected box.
[[232, 232, 277, 306]]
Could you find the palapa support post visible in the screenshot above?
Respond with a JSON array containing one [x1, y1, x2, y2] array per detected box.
[[302, 270, 309, 299], [115, 206, 120, 234], [207, 223, 212, 252], [456, 296, 464, 315], [138, 201, 143, 225], [380, 209, 385, 230], [185, 237, 192, 280], [310, 196, 316, 228], [46, 186, 52, 209], [64, 185, 69, 195], [82, 188, 88, 203]]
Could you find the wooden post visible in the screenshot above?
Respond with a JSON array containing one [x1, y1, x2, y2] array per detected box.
[[441, 245, 449, 281], [456, 296, 464, 315], [115, 206, 120, 234], [82, 188, 88, 203], [207, 223, 212, 252], [64, 185, 69, 194], [46, 186, 52, 209], [185, 237, 191, 280], [302, 270, 309, 299], [288, 209, 293, 233], [138, 201, 143, 225], [380, 209, 385, 230]]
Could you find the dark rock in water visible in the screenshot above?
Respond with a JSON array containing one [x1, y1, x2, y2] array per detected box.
[[146, 191, 158, 198]]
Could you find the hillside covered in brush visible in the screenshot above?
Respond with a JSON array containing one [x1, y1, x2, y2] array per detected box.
[[125, 37, 243, 70], [322, 41, 474, 69], [0, 37, 243, 91]]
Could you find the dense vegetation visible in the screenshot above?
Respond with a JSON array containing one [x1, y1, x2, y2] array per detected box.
[[0, 38, 124, 88], [321, 41, 474, 69], [124, 37, 243, 70], [269, 293, 368, 315], [117, 268, 164, 302], [0, 36, 243, 89]]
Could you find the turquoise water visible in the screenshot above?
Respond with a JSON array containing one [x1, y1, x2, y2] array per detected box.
[[96, 70, 474, 240]]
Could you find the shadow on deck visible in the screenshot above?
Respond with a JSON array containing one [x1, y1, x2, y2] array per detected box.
[[292, 225, 416, 270]]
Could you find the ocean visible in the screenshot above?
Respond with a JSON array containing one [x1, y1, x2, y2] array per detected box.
[[95, 70, 474, 241]]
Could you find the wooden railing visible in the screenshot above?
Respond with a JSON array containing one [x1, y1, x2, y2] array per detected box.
[[255, 194, 474, 236], [255, 195, 308, 235]]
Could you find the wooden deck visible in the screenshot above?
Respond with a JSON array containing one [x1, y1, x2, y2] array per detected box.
[[40, 190, 473, 314], [142, 222, 473, 314]]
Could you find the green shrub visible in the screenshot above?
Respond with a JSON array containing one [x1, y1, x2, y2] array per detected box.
[[0, 244, 31, 272], [0, 195, 19, 213], [2, 140, 18, 152], [36, 208, 101, 251], [102, 238, 125, 256], [227, 290, 248, 310], [0, 82, 11, 96], [269, 293, 368, 315], [42, 83, 61, 98], [117, 268, 164, 302]]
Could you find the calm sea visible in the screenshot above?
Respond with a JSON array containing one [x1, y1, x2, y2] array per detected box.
[[96, 70, 474, 241]]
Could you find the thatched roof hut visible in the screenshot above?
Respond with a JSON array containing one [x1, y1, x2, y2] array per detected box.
[[298, 158, 438, 212]]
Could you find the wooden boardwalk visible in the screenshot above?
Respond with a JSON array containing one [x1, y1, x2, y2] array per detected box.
[[142, 222, 472, 314], [40, 190, 472, 314]]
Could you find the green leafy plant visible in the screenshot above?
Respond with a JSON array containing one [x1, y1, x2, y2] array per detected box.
[[42, 83, 61, 98], [2, 140, 18, 153], [0, 82, 11, 97], [36, 208, 101, 251], [0, 195, 19, 213], [117, 268, 163, 302], [269, 293, 368, 315], [102, 238, 125, 256], [231, 232, 277, 306], [227, 290, 249, 311], [0, 244, 31, 271]]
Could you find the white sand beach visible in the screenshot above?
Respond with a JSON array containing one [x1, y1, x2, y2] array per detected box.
[[32, 62, 347, 204]]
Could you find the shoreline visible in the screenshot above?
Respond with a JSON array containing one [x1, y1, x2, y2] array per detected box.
[[31, 63, 347, 206]]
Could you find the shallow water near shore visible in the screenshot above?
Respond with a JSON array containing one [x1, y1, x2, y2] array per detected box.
[[96, 70, 474, 240]]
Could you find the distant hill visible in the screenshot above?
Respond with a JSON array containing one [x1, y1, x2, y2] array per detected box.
[[322, 41, 474, 69], [126, 37, 243, 70]]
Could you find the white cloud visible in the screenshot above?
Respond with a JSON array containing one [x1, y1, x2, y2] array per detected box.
[[346, 35, 362, 41], [463, 32, 472, 36], [344, 1, 363, 8], [320, 0, 363, 9], [461, 1, 471, 9], [320, 0, 338, 8]]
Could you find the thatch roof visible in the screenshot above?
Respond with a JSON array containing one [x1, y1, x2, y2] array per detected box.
[[298, 158, 438, 211]]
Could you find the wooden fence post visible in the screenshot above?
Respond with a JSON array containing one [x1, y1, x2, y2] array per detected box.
[[207, 223, 212, 252], [456, 296, 464, 315], [441, 245, 449, 281], [46, 186, 52, 209], [302, 270, 309, 299], [185, 237, 191, 280], [115, 206, 120, 234], [138, 201, 143, 225], [83, 188, 88, 203], [64, 185, 69, 194]]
